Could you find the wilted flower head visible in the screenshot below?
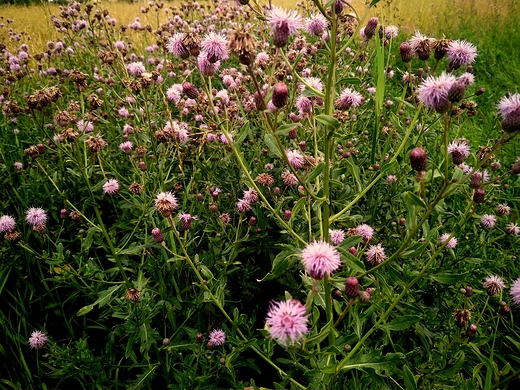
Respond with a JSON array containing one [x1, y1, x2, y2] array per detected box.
[[265, 299, 309, 347], [282, 170, 299, 186], [440, 233, 457, 249], [409, 30, 434, 60], [103, 179, 120, 195], [243, 188, 259, 203], [446, 40, 477, 70], [155, 191, 178, 217], [483, 275, 505, 296], [301, 240, 342, 279], [417, 72, 456, 112], [505, 223, 520, 236], [28, 330, 48, 349], [0, 215, 16, 233], [510, 277, 520, 304], [26, 207, 47, 227], [366, 244, 386, 265], [496, 203, 511, 216], [209, 329, 226, 346]]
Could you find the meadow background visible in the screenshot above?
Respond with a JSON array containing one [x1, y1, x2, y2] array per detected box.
[[1, 0, 520, 389]]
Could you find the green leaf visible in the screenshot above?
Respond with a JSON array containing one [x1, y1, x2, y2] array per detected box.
[[305, 162, 325, 183], [403, 365, 418, 390], [381, 315, 420, 331], [77, 284, 122, 316], [236, 120, 250, 144], [258, 248, 296, 282], [305, 320, 333, 347], [263, 134, 282, 158], [437, 351, 465, 378], [370, 0, 382, 5], [139, 322, 160, 354], [76, 304, 95, 316], [336, 77, 362, 85], [316, 114, 341, 130], [275, 123, 299, 136], [403, 191, 426, 208], [329, 350, 403, 375], [431, 272, 469, 284]]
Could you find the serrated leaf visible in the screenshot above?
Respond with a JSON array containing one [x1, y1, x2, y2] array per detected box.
[[437, 352, 465, 378], [431, 272, 469, 284], [258, 249, 296, 282], [139, 322, 159, 354], [381, 315, 420, 331], [305, 320, 333, 347], [76, 304, 95, 316], [316, 114, 341, 130], [263, 134, 282, 158], [76, 284, 122, 316]]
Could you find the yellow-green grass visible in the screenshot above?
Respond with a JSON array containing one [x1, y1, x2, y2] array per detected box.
[[0, 0, 517, 54]]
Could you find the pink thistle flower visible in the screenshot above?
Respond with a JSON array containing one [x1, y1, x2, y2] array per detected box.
[[201, 32, 229, 63], [440, 233, 457, 249], [497, 93, 520, 119], [197, 53, 220, 76], [335, 88, 364, 110], [329, 229, 345, 246], [265, 299, 309, 347], [220, 213, 231, 225], [114, 40, 125, 51], [496, 204, 510, 216], [178, 213, 194, 230], [384, 25, 399, 39], [386, 175, 397, 185], [458, 72, 475, 87], [76, 119, 94, 133], [417, 72, 456, 112], [119, 141, 133, 154], [355, 223, 374, 242], [237, 199, 251, 213], [295, 95, 312, 114], [208, 329, 226, 346], [305, 14, 327, 36], [282, 170, 299, 186], [28, 330, 48, 349], [25, 207, 47, 227], [301, 77, 323, 93], [103, 179, 120, 195], [366, 244, 386, 265], [117, 107, 130, 117], [286, 149, 305, 169], [166, 32, 188, 57], [126, 61, 146, 76], [483, 275, 505, 296], [243, 188, 259, 203], [480, 214, 497, 228], [166, 84, 183, 102], [446, 40, 477, 70], [0, 215, 16, 233], [301, 240, 342, 279], [506, 223, 520, 236], [266, 6, 302, 36], [510, 277, 520, 304], [448, 139, 471, 164]]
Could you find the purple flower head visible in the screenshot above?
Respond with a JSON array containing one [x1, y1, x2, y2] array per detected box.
[[295, 95, 313, 115], [282, 171, 299, 186], [458, 72, 475, 87], [126, 61, 146, 76], [266, 6, 302, 36], [77, 119, 94, 133], [166, 84, 183, 103], [510, 277, 520, 304], [201, 32, 229, 63], [197, 53, 220, 76], [114, 40, 125, 51], [209, 329, 226, 346], [506, 223, 520, 236], [440, 233, 457, 249], [417, 72, 456, 112], [355, 223, 374, 242], [286, 149, 305, 169], [0, 215, 16, 233], [446, 40, 477, 70], [305, 14, 327, 36], [166, 32, 188, 57], [301, 240, 342, 279], [243, 188, 259, 203], [329, 229, 345, 246], [266, 299, 309, 347], [384, 25, 399, 39], [448, 139, 471, 164], [366, 244, 386, 265], [335, 88, 364, 110], [237, 199, 251, 213], [103, 179, 120, 195], [497, 93, 520, 119], [119, 141, 133, 154], [28, 330, 48, 349], [480, 214, 497, 228], [178, 213, 194, 230], [301, 77, 323, 93], [155, 191, 178, 217], [26, 207, 47, 227]]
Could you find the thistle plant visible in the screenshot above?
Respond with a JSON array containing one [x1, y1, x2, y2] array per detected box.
[[1, 0, 520, 389]]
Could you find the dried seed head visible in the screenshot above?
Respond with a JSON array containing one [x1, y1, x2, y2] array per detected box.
[[86, 135, 107, 152], [129, 182, 143, 195], [126, 288, 141, 303], [61, 127, 79, 142], [256, 173, 274, 187], [453, 309, 471, 327], [228, 29, 256, 66]]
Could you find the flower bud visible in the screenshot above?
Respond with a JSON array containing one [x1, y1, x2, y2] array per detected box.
[[349, 246, 358, 256], [273, 21, 290, 47], [358, 290, 371, 303], [345, 277, 359, 299], [465, 285, 473, 297], [363, 17, 379, 40], [182, 82, 199, 99], [410, 147, 427, 171], [473, 189, 485, 203], [448, 81, 466, 103], [272, 82, 289, 108], [400, 42, 413, 62], [466, 324, 477, 338], [151, 228, 164, 243], [283, 210, 292, 220]]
